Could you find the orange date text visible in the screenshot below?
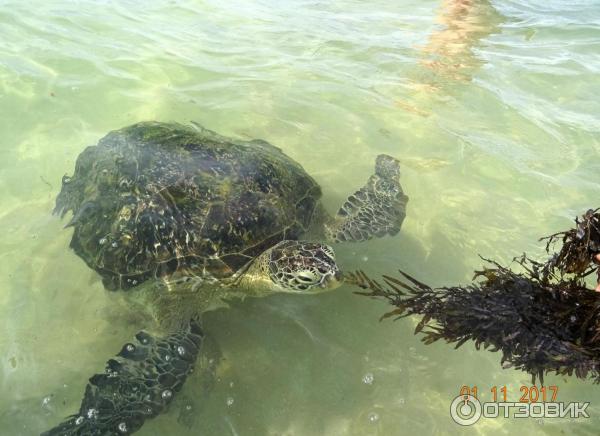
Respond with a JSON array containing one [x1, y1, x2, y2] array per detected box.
[[459, 385, 559, 403]]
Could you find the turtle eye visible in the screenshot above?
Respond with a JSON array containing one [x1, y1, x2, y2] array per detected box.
[[296, 270, 319, 283]]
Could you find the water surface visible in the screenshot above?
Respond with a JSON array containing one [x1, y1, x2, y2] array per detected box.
[[1, 0, 600, 434]]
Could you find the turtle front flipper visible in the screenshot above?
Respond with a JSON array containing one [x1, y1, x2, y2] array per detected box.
[[42, 321, 203, 436], [325, 155, 408, 243]]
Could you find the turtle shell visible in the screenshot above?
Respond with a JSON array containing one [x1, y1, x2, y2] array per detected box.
[[55, 122, 322, 290]]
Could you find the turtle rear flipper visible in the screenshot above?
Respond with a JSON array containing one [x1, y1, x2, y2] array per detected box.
[[326, 154, 408, 243], [42, 321, 203, 436]]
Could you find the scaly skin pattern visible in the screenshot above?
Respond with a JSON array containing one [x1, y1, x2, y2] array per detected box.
[[54, 122, 322, 291], [42, 321, 203, 436], [325, 154, 408, 243]]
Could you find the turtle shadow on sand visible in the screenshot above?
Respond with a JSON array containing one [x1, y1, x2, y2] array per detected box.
[[42, 121, 409, 435]]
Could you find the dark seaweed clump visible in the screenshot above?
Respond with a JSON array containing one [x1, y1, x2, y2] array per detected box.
[[349, 209, 600, 384], [541, 208, 600, 280]]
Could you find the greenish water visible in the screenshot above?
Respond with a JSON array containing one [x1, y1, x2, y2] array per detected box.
[[1, 0, 600, 434]]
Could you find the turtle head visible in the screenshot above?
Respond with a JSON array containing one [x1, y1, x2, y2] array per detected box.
[[262, 240, 343, 294]]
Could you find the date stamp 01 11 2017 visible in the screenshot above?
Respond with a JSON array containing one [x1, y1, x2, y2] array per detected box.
[[449, 385, 590, 426]]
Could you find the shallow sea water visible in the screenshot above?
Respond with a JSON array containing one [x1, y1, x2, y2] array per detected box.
[[1, 0, 600, 435]]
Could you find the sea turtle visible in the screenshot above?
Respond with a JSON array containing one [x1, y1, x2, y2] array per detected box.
[[44, 121, 408, 435]]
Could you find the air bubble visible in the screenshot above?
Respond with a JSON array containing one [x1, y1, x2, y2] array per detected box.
[[164, 354, 171, 361], [362, 372, 374, 385], [75, 416, 84, 425], [570, 315, 577, 322], [226, 397, 234, 407], [87, 408, 99, 419], [362, 256, 369, 262], [111, 242, 118, 248], [99, 238, 107, 245], [185, 404, 192, 411], [118, 422, 128, 433], [368, 412, 379, 423], [41, 396, 52, 407], [125, 344, 135, 352], [132, 280, 138, 285], [177, 346, 186, 356], [162, 389, 173, 400]]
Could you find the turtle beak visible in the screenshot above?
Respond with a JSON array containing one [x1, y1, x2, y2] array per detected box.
[[320, 270, 343, 290]]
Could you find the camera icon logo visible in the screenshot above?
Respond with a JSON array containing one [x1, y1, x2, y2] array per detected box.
[[450, 394, 482, 426]]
